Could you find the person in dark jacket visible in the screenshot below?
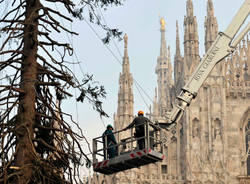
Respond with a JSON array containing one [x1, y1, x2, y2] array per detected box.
[[124, 110, 152, 150], [102, 124, 117, 159]]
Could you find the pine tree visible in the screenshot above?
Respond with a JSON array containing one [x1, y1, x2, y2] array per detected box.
[[0, 0, 123, 183]]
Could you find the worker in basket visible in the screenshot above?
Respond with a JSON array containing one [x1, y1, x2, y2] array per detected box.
[[124, 110, 159, 150], [102, 124, 118, 159]]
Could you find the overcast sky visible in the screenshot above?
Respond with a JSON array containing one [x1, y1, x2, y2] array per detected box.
[[0, 0, 247, 175]]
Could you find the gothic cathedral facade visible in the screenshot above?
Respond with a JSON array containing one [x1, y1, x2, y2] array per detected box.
[[91, 0, 250, 183]]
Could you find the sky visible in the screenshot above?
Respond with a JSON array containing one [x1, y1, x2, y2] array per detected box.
[[0, 0, 247, 176]]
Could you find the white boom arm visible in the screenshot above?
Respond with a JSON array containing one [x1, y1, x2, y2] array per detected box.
[[160, 0, 250, 129]]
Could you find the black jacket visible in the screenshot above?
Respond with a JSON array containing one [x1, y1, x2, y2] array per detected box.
[[126, 116, 151, 137]]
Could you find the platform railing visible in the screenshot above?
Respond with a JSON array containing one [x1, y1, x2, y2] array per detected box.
[[92, 121, 163, 164]]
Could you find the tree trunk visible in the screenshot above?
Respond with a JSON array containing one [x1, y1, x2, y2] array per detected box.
[[15, 0, 39, 183]]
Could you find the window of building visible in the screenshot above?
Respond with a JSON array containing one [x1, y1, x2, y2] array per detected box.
[[161, 164, 167, 174]]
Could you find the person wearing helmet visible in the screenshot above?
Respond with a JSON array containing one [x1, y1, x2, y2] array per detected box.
[[102, 124, 117, 159], [124, 110, 152, 150]]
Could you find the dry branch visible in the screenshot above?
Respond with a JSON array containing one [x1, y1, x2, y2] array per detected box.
[[0, 0, 122, 183]]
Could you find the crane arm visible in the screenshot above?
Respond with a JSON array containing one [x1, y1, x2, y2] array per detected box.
[[159, 0, 250, 130]]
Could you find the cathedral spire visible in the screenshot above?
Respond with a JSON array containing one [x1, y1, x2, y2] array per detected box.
[[184, 0, 199, 75], [186, 0, 194, 17], [205, 0, 219, 75], [205, 0, 218, 52], [175, 20, 181, 58], [174, 20, 184, 92], [160, 17, 167, 58], [155, 17, 174, 116], [122, 34, 130, 74], [124, 33, 128, 56], [207, 0, 214, 17], [114, 33, 134, 131]]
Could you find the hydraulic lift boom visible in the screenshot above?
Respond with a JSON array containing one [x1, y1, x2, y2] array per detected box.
[[160, 0, 250, 129]]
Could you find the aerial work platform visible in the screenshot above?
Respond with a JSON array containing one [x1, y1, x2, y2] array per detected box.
[[93, 147, 164, 175], [92, 122, 164, 174]]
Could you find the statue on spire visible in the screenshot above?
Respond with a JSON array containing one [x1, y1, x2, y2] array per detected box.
[[160, 17, 165, 30]]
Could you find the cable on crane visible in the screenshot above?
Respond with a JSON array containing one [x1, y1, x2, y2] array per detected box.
[[54, 3, 95, 163], [96, 5, 154, 106]]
